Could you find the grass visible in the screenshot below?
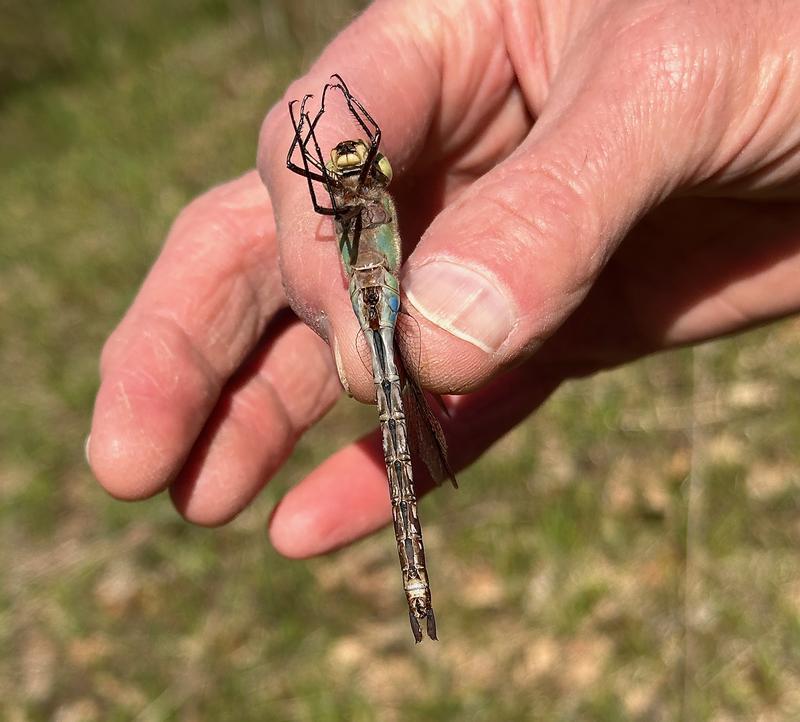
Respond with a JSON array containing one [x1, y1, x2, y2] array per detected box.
[[2, 1, 799, 720]]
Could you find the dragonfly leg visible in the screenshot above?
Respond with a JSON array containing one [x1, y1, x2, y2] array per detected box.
[[286, 96, 325, 179], [327, 74, 380, 142], [286, 98, 338, 216], [324, 75, 383, 190]]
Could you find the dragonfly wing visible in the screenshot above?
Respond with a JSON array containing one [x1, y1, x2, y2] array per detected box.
[[400, 362, 458, 489], [426, 389, 452, 419]]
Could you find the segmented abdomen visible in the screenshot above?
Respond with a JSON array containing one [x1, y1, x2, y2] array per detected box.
[[367, 323, 437, 642]]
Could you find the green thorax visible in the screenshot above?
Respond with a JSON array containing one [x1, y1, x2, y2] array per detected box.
[[335, 193, 402, 277]]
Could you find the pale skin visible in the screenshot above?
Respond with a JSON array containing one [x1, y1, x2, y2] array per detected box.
[[90, 0, 800, 558]]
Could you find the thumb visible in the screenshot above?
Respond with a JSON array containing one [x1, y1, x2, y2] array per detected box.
[[402, 65, 688, 393]]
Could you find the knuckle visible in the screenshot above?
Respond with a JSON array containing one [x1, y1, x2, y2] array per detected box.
[[604, 4, 721, 102], [486, 157, 605, 297], [583, 0, 790, 179]]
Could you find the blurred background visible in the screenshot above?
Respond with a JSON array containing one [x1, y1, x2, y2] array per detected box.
[[1, 1, 799, 720]]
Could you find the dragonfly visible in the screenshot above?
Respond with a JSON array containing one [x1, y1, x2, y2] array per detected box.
[[286, 75, 457, 642]]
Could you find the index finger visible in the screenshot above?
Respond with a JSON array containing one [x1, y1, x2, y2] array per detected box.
[[257, 0, 447, 399]]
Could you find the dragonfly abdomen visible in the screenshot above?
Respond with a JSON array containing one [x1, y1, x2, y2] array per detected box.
[[365, 322, 438, 642], [288, 79, 450, 643]]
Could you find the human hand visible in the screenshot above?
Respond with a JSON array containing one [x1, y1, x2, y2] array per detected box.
[[90, 0, 800, 557]]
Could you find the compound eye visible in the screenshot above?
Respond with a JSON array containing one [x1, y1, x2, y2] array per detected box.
[[376, 154, 393, 183]]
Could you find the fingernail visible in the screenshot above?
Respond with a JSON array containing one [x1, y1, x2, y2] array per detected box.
[[331, 335, 352, 396], [84, 434, 92, 465], [404, 261, 514, 352]]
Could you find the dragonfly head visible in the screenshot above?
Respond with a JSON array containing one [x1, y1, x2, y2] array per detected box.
[[328, 139, 393, 186]]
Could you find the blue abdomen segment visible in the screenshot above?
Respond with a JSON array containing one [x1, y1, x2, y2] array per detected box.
[[383, 273, 400, 327]]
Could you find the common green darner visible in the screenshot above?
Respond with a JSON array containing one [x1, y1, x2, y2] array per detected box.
[[286, 75, 457, 642]]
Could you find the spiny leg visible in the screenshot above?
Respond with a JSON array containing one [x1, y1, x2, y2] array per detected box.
[[325, 75, 383, 189], [287, 97, 337, 216], [286, 95, 325, 178], [303, 106, 368, 240], [328, 74, 379, 141]]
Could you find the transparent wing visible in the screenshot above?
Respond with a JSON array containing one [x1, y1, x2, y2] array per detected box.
[[393, 311, 457, 488], [399, 351, 458, 489], [352, 323, 457, 488]]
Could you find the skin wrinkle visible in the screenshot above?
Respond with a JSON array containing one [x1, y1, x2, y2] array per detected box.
[[171, 316, 344, 523], [198, 270, 263, 367], [232, 376, 293, 445], [114, 380, 133, 414], [260, 337, 336, 431], [501, 0, 592, 110], [217, 366, 294, 450], [176, 382, 293, 523], [143, 312, 222, 398], [679, 48, 729, 185], [709, 290, 753, 329], [479, 192, 560, 277], [492, 160, 603, 299], [529, 1, 551, 94], [756, 55, 800, 157], [578, 83, 674, 209], [104, 378, 171, 468], [646, 40, 700, 96], [697, 53, 797, 189], [181, 224, 274, 359], [119, 359, 201, 413], [105, 324, 184, 401], [499, 1, 549, 111], [151, 333, 178, 366], [388, 1, 443, 161], [723, 56, 800, 188], [678, 8, 800, 187], [580, 6, 723, 188], [434, 82, 530, 183], [714, 59, 784, 175], [278, 250, 333, 342], [136, 334, 182, 396], [436, 0, 509, 149], [175, 199, 271, 283], [737, 56, 791, 167], [102, 327, 181, 390]]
